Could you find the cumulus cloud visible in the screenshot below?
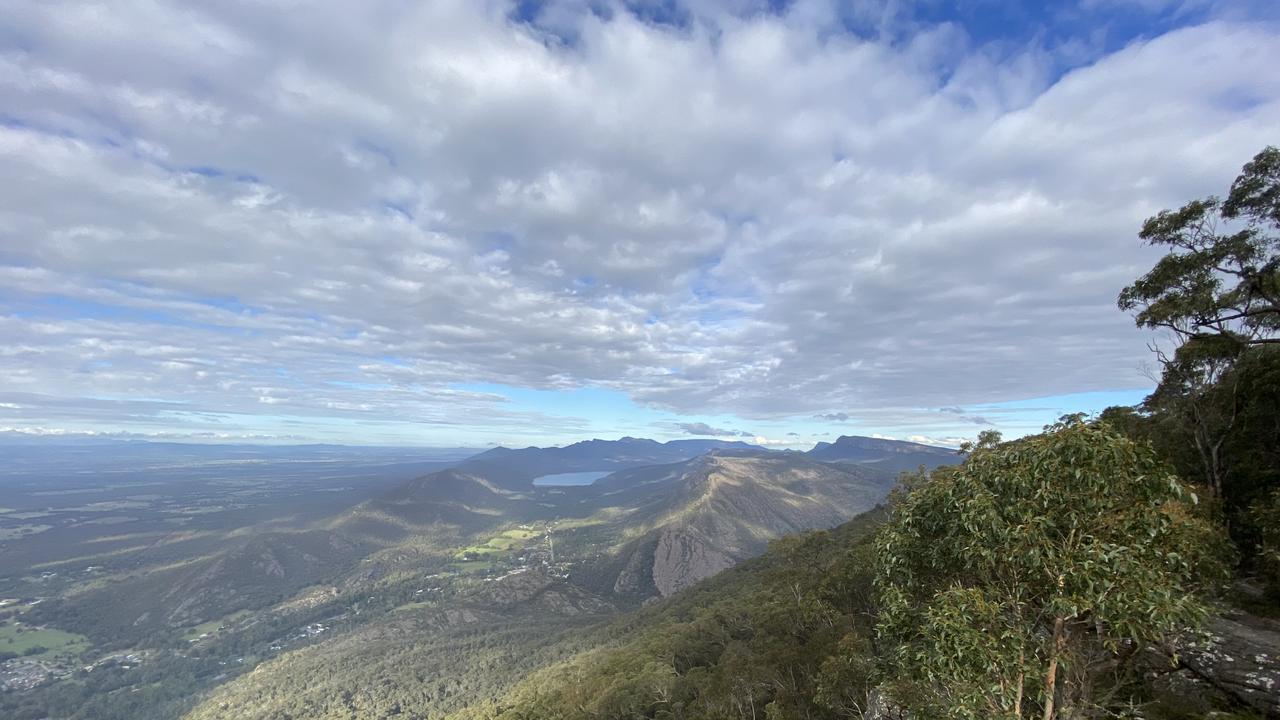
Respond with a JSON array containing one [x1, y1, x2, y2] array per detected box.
[[672, 422, 754, 437], [905, 435, 971, 449], [0, 0, 1277, 440], [938, 407, 995, 425], [0, 427, 312, 443]]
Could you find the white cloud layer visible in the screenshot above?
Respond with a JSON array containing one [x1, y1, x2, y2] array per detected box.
[[0, 0, 1277, 440]]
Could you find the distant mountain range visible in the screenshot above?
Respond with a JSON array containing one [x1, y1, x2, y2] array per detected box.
[[458, 434, 955, 488], [805, 434, 957, 473], [458, 437, 759, 488], [0, 432, 959, 477]]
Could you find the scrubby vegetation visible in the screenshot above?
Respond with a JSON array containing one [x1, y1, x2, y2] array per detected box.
[[876, 420, 1228, 719]]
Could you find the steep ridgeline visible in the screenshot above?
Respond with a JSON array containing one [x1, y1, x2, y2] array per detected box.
[[572, 451, 896, 598], [806, 434, 956, 474]]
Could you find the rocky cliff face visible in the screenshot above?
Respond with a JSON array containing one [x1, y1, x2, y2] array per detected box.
[[651, 524, 738, 596], [1173, 611, 1280, 716], [593, 454, 894, 598]]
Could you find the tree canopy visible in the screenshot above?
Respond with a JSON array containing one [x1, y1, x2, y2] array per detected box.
[[1119, 145, 1280, 355], [875, 418, 1228, 720], [1112, 146, 1280, 582]]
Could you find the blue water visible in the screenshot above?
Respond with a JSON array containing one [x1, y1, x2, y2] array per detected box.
[[532, 471, 611, 487]]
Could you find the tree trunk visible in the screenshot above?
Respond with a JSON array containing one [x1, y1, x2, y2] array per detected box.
[[1014, 646, 1025, 719], [1043, 617, 1065, 720], [1015, 670, 1025, 719]]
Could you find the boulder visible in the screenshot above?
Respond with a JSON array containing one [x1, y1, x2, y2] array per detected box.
[[1178, 612, 1280, 716]]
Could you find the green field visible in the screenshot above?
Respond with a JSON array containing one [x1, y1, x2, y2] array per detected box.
[[0, 622, 91, 660], [453, 527, 540, 560]]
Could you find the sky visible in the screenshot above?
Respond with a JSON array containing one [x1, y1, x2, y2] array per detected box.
[[0, 0, 1277, 449]]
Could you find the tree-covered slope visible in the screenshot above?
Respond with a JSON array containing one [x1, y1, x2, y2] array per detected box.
[[446, 507, 888, 720], [182, 569, 617, 720]]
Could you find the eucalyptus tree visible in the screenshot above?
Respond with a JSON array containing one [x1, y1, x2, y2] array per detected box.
[[1119, 145, 1279, 350], [1118, 146, 1280, 499], [875, 418, 1229, 720]]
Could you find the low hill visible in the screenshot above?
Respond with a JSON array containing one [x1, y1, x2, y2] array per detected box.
[[335, 469, 543, 542], [27, 529, 366, 645]]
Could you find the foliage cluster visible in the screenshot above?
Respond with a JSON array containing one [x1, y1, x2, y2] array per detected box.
[[876, 419, 1228, 719]]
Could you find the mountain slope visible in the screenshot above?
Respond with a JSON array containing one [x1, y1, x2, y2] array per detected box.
[[26, 528, 366, 645], [184, 508, 888, 720], [445, 507, 887, 720], [183, 569, 615, 720], [574, 452, 894, 597]]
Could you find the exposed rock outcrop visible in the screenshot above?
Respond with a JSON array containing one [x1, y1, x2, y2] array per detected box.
[[1178, 612, 1280, 716], [651, 525, 736, 596], [591, 454, 894, 598]]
